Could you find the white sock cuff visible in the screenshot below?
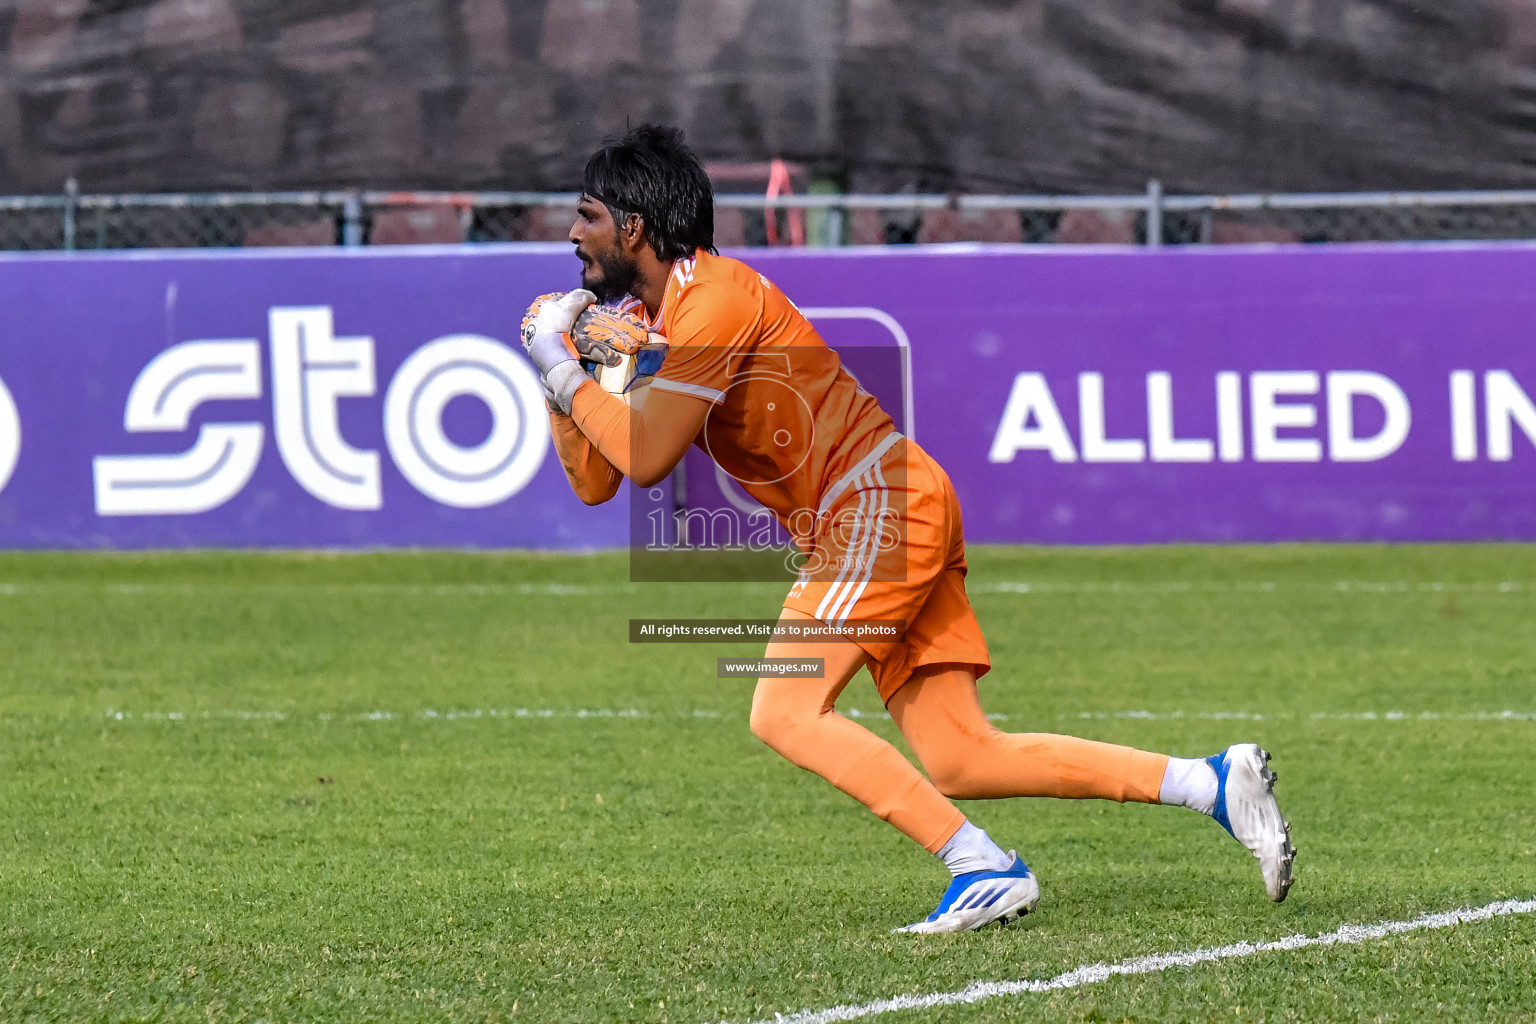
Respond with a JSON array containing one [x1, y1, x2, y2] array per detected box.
[[937, 820, 1014, 876], [1160, 756, 1218, 816]]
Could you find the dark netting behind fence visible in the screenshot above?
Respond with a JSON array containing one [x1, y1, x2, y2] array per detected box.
[[0, 208, 65, 251], [8, 191, 1536, 251], [72, 205, 340, 250]]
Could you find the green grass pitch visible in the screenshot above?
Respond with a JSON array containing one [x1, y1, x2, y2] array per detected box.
[[2, 545, 1535, 1023]]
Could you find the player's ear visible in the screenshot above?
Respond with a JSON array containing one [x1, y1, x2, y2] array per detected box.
[[621, 212, 648, 255]]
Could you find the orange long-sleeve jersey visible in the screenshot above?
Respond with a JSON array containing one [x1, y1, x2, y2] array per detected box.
[[550, 250, 899, 532]]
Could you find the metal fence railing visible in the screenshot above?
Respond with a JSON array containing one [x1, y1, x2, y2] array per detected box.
[[8, 180, 1536, 251]]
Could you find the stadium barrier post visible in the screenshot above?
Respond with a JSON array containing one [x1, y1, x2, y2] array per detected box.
[[1146, 179, 1163, 247], [342, 192, 364, 247], [62, 178, 78, 251]]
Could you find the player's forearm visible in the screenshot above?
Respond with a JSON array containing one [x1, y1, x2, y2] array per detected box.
[[549, 407, 623, 505], [570, 380, 691, 488]]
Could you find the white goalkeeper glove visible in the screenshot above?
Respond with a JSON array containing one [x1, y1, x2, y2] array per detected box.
[[521, 289, 596, 414]]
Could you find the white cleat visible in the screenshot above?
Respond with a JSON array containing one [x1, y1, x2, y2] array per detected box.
[[1208, 743, 1296, 902], [895, 854, 1041, 934]]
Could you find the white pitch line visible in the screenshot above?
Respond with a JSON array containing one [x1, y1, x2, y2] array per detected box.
[[974, 580, 1532, 595], [1067, 709, 1536, 722], [96, 707, 726, 723], [730, 897, 1536, 1024], [0, 581, 647, 597], [1, 580, 1534, 597], [86, 707, 1536, 725]]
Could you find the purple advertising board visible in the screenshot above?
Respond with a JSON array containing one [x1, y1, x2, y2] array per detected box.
[[0, 245, 631, 549], [750, 243, 1536, 544], [2, 241, 1536, 549]]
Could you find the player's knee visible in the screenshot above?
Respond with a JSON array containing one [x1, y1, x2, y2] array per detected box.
[[749, 688, 806, 752]]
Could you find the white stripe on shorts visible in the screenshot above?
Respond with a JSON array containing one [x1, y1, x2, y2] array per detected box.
[[830, 458, 891, 628], [822, 462, 891, 628], [816, 431, 904, 516], [814, 471, 875, 623]]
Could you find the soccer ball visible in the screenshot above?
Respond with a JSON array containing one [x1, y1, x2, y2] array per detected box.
[[570, 304, 669, 396]]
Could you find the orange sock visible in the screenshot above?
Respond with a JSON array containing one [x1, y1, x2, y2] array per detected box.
[[887, 666, 1169, 803]]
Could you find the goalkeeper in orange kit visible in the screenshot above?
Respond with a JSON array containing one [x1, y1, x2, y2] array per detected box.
[[519, 124, 1296, 933]]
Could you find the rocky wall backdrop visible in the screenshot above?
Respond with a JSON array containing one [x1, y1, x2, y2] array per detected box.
[[2, 0, 1536, 195]]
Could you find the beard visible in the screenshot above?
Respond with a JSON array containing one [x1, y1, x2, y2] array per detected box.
[[581, 245, 639, 305]]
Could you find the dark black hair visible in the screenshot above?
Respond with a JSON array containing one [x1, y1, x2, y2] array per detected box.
[[582, 124, 716, 261]]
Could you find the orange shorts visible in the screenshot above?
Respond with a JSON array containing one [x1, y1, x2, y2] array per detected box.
[[782, 436, 991, 702]]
